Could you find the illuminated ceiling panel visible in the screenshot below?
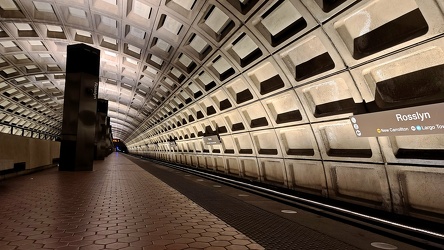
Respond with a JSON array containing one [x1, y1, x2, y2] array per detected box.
[[0, 0, 441, 147]]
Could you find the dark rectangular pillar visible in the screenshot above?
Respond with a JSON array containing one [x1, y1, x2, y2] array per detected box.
[[105, 117, 114, 156], [59, 43, 100, 171], [94, 99, 108, 160]]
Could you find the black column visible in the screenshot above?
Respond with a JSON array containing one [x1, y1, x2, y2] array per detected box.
[[105, 117, 114, 156], [59, 44, 100, 171], [94, 99, 108, 160]]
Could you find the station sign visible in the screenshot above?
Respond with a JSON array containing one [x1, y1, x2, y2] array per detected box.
[[203, 135, 221, 145], [350, 103, 444, 137], [156, 141, 177, 147], [112, 139, 120, 142]]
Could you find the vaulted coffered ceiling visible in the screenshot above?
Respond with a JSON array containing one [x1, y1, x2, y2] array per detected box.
[[1, 0, 443, 143], [0, 0, 216, 140]]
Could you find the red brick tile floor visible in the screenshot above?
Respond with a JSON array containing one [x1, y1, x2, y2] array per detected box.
[[0, 153, 263, 250]]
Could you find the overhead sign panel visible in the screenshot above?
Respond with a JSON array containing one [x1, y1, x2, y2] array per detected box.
[[350, 103, 444, 137], [203, 135, 221, 145]]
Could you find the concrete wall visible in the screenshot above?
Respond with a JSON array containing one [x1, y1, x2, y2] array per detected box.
[[126, 0, 444, 224], [0, 133, 60, 170]]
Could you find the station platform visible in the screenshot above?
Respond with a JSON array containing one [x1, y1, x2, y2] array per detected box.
[[0, 153, 423, 250]]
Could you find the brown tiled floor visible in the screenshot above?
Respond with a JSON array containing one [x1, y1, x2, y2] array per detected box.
[[0, 153, 263, 250]]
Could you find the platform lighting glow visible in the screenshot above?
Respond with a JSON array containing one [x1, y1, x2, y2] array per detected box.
[[158, 161, 444, 240]]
